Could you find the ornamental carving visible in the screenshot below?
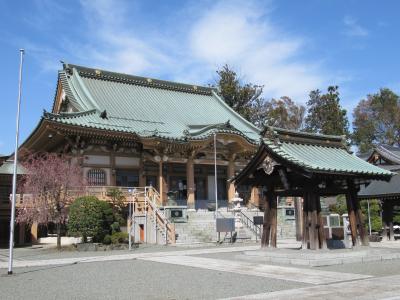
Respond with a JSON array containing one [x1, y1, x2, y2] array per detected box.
[[261, 155, 278, 175]]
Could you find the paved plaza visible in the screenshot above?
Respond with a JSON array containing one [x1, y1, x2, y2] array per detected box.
[[1, 242, 400, 299]]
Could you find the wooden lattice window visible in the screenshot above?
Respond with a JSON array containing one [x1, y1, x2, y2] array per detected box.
[[87, 169, 106, 186]]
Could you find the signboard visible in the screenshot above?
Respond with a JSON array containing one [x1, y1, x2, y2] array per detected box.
[[285, 208, 295, 216], [216, 218, 235, 232], [253, 216, 264, 225]]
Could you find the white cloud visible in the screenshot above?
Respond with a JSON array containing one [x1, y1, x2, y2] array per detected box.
[[343, 16, 368, 37], [24, 0, 331, 103], [187, 1, 325, 101]]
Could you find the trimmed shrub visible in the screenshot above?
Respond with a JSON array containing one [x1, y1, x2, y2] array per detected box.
[[103, 234, 112, 245], [110, 232, 129, 244], [68, 196, 113, 242], [110, 222, 120, 234]]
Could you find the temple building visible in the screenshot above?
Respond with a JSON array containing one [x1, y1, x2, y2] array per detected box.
[[20, 63, 261, 210], [359, 144, 400, 241]]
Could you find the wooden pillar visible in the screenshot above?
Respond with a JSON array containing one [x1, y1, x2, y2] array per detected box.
[[31, 222, 38, 244], [345, 190, 358, 247], [302, 194, 309, 249], [227, 155, 236, 202], [261, 189, 277, 248], [186, 156, 195, 210], [139, 158, 146, 187], [389, 200, 395, 241], [270, 192, 277, 248], [110, 151, 116, 186], [294, 197, 303, 242], [158, 161, 166, 204], [309, 192, 318, 250], [353, 195, 369, 246], [346, 180, 368, 246], [316, 195, 327, 249], [250, 187, 260, 208], [261, 191, 270, 248], [382, 200, 394, 241], [18, 222, 26, 245], [302, 188, 325, 250]]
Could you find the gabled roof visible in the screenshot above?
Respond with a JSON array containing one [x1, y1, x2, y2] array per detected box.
[[263, 127, 392, 177], [368, 144, 400, 165], [358, 170, 400, 200], [44, 63, 260, 144], [234, 127, 393, 185], [0, 160, 26, 175]]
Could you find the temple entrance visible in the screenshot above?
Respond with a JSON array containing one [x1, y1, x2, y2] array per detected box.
[[139, 224, 145, 242], [116, 169, 139, 187]]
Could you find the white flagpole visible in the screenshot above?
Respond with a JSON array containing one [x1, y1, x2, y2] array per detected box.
[[214, 133, 218, 218], [8, 49, 25, 275]]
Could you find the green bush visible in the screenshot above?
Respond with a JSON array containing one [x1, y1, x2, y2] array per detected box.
[[360, 200, 382, 232], [110, 222, 120, 234], [103, 234, 112, 245], [110, 232, 128, 244], [68, 196, 104, 242]]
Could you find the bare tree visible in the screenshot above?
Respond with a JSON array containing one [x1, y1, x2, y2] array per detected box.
[[17, 152, 84, 249]]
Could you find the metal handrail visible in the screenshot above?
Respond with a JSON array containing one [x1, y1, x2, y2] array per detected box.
[[239, 211, 261, 238], [144, 187, 175, 244]]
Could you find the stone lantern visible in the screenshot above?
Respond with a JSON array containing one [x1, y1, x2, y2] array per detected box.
[[232, 191, 243, 229]]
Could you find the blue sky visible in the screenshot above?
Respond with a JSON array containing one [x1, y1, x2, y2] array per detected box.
[[1, 0, 399, 154]]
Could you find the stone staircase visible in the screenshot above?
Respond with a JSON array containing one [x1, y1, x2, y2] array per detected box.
[[174, 210, 259, 245]]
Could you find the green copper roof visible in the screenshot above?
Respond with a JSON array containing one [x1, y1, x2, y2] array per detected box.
[[46, 63, 260, 143], [0, 160, 25, 175], [262, 127, 393, 177]]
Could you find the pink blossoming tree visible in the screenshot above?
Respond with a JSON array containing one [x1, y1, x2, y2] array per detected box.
[[17, 152, 85, 249]]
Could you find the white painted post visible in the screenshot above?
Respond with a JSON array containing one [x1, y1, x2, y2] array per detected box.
[[8, 49, 24, 275], [214, 133, 218, 218], [367, 200, 372, 236]]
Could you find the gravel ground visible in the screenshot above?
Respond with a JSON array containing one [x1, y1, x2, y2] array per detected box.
[[0, 258, 305, 300]]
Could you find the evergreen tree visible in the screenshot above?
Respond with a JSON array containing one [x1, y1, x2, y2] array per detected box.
[[215, 64, 264, 123], [352, 88, 400, 153], [304, 86, 350, 137]]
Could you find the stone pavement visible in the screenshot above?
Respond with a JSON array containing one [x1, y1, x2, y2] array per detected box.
[[0, 245, 260, 269], [1, 243, 400, 299], [141, 255, 371, 284], [222, 275, 400, 300], [242, 246, 400, 266]]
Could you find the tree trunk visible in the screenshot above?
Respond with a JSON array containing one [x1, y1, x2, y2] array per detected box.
[[56, 222, 62, 250]]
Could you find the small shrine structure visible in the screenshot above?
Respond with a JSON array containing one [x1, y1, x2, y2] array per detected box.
[[233, 127, 393, 250], [359, 145, 400, 241]]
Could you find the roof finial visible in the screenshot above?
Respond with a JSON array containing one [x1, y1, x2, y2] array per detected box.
[[100, 110, 108, 119]]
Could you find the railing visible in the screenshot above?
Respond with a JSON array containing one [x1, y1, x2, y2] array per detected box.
[[239, 211, 262, 239], [15, 185, 175, 245], [144, 187, 175, 244]]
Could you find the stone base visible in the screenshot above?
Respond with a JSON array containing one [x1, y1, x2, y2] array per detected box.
[[242, 247, 400, 267]]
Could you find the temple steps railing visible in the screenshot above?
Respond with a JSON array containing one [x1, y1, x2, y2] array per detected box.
[[14, 186, 175, 245]]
